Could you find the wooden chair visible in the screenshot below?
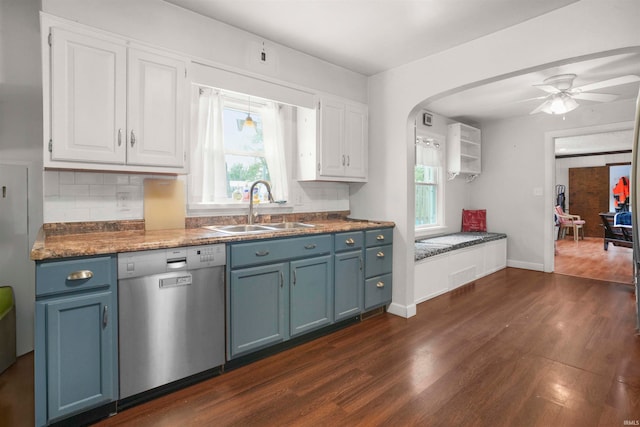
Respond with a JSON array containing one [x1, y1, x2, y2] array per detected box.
[[555, 205, 585, 241]]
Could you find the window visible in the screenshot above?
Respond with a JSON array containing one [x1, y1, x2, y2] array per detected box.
[[189, 87, 288, 205], [415, 133, 444, 229]]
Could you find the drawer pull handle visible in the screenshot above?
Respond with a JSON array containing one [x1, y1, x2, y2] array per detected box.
[[345, 238, 355, 245], [67, 270, 93, 281], [376, 234, 385, 241], [280, 272, 284, 288], [304, 244, 317, 250], [376, 251, 385, 258], [293, 269, 297, 285], [256, 250, 270, 257], [376, 281, 385, 288]]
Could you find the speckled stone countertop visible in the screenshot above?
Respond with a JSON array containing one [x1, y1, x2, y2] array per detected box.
[[415, 232, 507, 261], [31, 212, 395, 261]]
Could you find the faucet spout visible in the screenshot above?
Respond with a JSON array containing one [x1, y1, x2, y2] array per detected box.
[[248, 180, 275, 224]]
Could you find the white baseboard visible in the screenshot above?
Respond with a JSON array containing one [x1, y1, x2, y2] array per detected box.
[[387, 302, 416, 318], [507, 259, 544, 271]]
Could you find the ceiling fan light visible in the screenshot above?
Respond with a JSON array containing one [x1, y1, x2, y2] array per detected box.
[[243, 113, 255, 128], [544, 93, 579, 115]]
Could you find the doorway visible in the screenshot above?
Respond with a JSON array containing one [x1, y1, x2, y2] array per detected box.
[[552, 128, 634, 284]]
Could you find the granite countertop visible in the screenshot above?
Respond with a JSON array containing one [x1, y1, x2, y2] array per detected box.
[[30, 215, 395, 261], [415, 232, 506, 261]]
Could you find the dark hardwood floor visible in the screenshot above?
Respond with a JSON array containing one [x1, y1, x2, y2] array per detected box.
[[3, 267, 640, 426]]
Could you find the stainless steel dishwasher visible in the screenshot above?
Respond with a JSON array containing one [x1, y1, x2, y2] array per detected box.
[[117, 244, 225, 399]]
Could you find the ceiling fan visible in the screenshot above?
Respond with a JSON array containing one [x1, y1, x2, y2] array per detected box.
[[529, 73, 640, 115]]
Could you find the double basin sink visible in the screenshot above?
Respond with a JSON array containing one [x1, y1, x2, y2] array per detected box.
[[203, 222, 315, 235]]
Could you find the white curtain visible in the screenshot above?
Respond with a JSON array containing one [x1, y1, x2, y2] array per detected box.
[[190, 88, 227, 203], [260, 102, 289, 201], [415, 134, 443, 167]]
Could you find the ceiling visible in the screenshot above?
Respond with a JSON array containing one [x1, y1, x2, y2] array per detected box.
[[165, 0, 578, 76], [165, 0, 639, 123]]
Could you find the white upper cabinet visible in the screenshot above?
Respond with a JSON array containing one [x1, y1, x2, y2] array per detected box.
[[447, 122, 481, 179], [44, 21, 188, 173], [297, 95, 368, 182], [50, 28, 127, 165], [127, 48, 185, 168]]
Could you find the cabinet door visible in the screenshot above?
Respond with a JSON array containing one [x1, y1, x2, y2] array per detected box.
[[319, 98, 345, 177], [50, 27, 127, 164], [290, 255, 333, 336], [344, 104, 367, 179], [127, 48, 186, 167], [334, 250, 363, 321], [45, 291, 116, 421], [230, 263, 288, 358]]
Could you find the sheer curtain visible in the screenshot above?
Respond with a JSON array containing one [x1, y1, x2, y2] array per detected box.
[[189, 88, 227, 204], [260, 102, 289, 202]]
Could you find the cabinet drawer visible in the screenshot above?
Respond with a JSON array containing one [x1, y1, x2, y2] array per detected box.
[[334, 231, 364, 252], [365, 273, 392, 310], [365, 244, 393, 278], [230, 235, 332, 268], [36, 255, 116, 297], [365, 228, 393, 247]]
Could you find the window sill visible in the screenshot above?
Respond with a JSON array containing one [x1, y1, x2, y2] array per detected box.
[[188, 201, 293, 216], [415, 225, 447, 239]]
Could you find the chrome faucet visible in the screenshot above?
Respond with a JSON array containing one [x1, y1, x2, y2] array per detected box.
[[248, 180, 275, 224]]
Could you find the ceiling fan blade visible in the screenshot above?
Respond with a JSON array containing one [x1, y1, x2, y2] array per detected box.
[[514, 95, 548, 104], [530, 100, 550, 115], [573, 75, 640, 92], [533, 84, 561, 94], [572, 92, 619, 102]]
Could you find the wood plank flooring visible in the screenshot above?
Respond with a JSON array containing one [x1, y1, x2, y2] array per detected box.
[[555, 236, 633, 284], [3, 268, 639, 426]]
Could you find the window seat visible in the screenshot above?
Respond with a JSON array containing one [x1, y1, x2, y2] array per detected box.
[[414, 232, 507, 305], [415, 232, 507, 261]]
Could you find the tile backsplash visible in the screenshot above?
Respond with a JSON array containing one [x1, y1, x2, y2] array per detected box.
[[43, 171, 350, 223]]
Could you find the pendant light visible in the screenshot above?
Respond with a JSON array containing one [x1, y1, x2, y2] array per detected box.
[[243, 96, 255, 129]]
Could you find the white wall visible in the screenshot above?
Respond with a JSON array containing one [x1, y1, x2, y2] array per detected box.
[[0, 0, 43, 355], [350, 0, 640, 318]]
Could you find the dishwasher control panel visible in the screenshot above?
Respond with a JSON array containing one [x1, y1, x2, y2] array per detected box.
[[117, 244, 226, 279]]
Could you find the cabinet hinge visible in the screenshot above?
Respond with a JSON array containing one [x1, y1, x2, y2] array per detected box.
[[317, 163, 321, 172], [48, 32, 52, 47], [48, 139, 52, 153], [318, 101, 321, 110], [184, 68, 187, 78]]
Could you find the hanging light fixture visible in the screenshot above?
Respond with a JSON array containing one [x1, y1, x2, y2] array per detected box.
[[243, 96, 255, 129]]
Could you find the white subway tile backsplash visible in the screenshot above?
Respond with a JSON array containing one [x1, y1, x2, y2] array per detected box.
[[75, 172, 104, 185], [59, 184, 89, 197], [43, 172, 59, 197], [90, 184, 117, 197], [104, 174, 130, 185], [58, 171, 75, 184]]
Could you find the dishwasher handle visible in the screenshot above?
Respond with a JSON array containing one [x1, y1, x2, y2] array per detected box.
[[166, 258, 187, 270]]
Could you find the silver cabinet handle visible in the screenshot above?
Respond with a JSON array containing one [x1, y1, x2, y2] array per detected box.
[[345, 238, 355, 246], [130, 130, 136, 147], [359, 256, 363, 271], [117, 129, 122, 146], [256, 250, 269, 257], [376, 234, 385, 241], [103, 305, 108, 327], [67, 270, 93, 281], [376, 251, 385, 258], [293, 269, 297, 286], [376, 281, 385, 288], [280, 271, 284, 288], [304, 244, 316, 250]]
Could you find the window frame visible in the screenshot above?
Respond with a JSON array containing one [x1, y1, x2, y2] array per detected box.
[[414, 132, 446, 235]]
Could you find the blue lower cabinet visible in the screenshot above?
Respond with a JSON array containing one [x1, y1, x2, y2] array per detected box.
[[290, 255, 333, 337], [334, 250, 364, 321], [35, 255, 118, 426], [229, 263, 288, 358]]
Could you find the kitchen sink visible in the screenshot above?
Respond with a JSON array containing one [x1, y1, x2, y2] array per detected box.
[[202, 224, 274, 234], [263, 222, 315, 230], [203, 222, 316, 235]]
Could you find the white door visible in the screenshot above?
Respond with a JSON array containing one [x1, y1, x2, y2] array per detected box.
[[127, 48, 186, 168], [344, 104, 367, 179], [0, 165, 32, 355], [319, 98, 345, 177], [50, 28, 127, 164]]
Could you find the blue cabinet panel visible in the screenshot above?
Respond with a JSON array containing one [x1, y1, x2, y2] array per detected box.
[[334, 250, 363, 321], [365, 273, 392, 310], [36, 255, 115, 297], [365, 244, 393, 278], [230, 235, 331, 268], [334, 231, 364, 252], [290, 255, 333, 336], [46, 291, 116, 421], [365, 228, 393, 247], [230, 263, 288, 357]]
